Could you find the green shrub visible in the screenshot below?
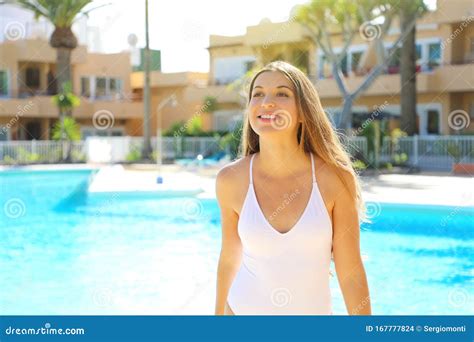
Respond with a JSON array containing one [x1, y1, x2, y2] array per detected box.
[[126, 148, 142, 162], [392, 152, 408, 165], [352, 159, 367, 171]]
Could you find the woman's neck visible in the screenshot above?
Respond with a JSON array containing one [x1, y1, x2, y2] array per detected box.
[[256, 139, 310, 179]]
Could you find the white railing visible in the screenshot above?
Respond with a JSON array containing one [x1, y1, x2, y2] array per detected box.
[[341, 136, 368, 160], [379, 135, 474, 171], [0, 136, 367, 165], [0, 140, 86, 164], [2, 136, 471, 170]]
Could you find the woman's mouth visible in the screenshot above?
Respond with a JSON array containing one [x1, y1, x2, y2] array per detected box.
[[257, 113, 277, 122]]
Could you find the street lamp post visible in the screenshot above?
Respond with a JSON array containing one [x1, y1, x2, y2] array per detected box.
[[156, 94, 177, 183]]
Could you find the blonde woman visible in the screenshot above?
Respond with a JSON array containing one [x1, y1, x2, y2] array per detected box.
[[215, 61, 371, 315]]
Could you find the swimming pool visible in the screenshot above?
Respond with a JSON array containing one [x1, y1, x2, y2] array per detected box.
[[0, 169, 472, 315]]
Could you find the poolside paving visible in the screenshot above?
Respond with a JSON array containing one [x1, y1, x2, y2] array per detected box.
[[1, 163, 472, 207], [131, 165, 473, 208]]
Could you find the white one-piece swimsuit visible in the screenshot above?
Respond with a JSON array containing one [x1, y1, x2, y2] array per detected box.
[[227, 152, 333, 315]]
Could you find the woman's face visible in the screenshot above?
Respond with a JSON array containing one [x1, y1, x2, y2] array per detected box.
[[248, 71, 300, 136]]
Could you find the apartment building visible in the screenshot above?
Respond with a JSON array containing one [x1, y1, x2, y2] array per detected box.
[[0, 38, 144, 141], [207, 0, 474, 135]]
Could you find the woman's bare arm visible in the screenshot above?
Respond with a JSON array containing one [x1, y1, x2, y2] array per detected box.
[[215, 166, 242, 315], [332, 170, 371, 315]]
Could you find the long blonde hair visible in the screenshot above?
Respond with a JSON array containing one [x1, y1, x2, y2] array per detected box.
[[240, 61, 365, 220]]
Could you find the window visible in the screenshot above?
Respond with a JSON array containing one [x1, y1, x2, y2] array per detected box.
[[109, 78, 123, 98], [0, 127, 9, 141], [319, 54, 332, 79], [213, 56, 256, 84], [25, 67, 40, 88], [80, 77, 90, 97], [350, 51, 363, 73], [0, 70, 7, 96], [81, 127, 124, 138], [245, 60, 255, 72], [339, 54, 348, 76], [428, 43, 441, 67], [427, 110, 439, 134], [416, 44, 422, 60], [387, 46, 402, 73], [81, 76, 123, 99], [96, 77, 107, 97]]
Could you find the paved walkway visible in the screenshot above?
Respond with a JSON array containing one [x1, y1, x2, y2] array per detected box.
[[114, 164, 474, 207], [1, 163, 472, 207]]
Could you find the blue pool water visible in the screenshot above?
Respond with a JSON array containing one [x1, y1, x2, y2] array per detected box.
[[0, 169, 472, 315]]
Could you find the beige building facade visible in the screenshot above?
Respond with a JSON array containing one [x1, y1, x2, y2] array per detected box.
[[0, 39, 143, 141]]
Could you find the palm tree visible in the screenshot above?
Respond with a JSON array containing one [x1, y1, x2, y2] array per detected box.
[[399, 0, 427, 136], [16, 0, 104, 97]]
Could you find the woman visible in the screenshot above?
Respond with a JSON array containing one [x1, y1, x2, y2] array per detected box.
[[215, 61, 371, 315]]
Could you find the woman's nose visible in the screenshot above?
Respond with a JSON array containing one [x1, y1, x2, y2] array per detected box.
[[261, 96, 275, 108]]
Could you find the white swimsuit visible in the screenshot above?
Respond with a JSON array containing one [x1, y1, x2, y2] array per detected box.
[[227, 152, 333, 315]]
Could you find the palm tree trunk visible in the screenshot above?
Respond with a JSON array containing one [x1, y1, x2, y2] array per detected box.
[[142, 0, 152, 159], [400, 8, 418, 136], [57, 47, 73, 116]]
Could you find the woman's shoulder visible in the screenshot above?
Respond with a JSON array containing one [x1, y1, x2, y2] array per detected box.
[[215, 154, 253, 197], [314, 156, 357, 197]]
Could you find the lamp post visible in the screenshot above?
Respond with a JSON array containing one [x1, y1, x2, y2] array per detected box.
[[156, 94, 177, 183], [142, 0, 152, 159]]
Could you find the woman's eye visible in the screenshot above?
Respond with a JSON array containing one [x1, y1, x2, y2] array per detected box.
[[252, 92, 263, 97], [276, 92, 289, 97]]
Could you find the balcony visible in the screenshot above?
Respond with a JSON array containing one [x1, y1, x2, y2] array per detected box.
[[0, 95, 143, 119], [313, 62, 474, 98]]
